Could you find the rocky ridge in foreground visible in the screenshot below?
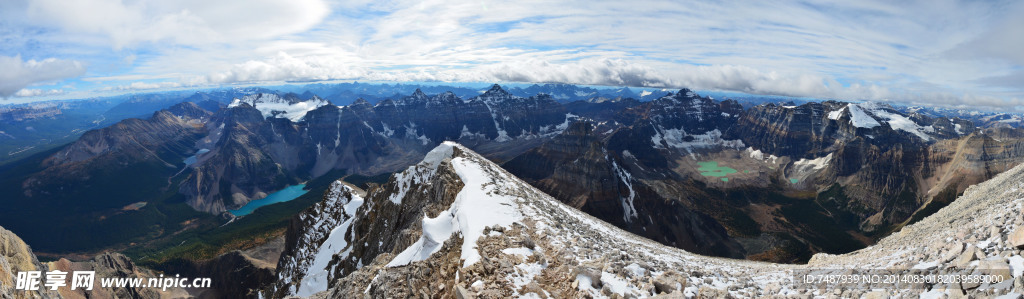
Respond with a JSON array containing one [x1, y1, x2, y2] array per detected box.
[[271, 141, 1024, 298]]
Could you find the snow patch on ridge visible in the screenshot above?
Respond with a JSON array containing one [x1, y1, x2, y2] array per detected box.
[[295, 183, 365, 297], [745, 147, 779, 164], [792, 153, 832, 171], [849, 102, 934, 141], [388, 143, 521, 267], [847, 104, 880, 128], [611, 158, 638, 223], [386, 143, 454, 204], [228, 94, 328, 122], [827, 105, 846, 120], [651, 128, 745, 153]]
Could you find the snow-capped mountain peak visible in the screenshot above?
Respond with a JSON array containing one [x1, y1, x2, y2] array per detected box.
[[228, 93, 329, 122]]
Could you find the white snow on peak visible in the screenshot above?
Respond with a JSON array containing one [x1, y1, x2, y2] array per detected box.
[[422, 142, 456, 168], [386, 143, 456, 205], [847, 104, 880, 128], [827, 105, 846, 120], [745, 147, 779, 164], [295, 183, 365, 297], [228, 93, 328, 122], [854, 102, 933, 141], [651, 128, 745, 153], [523, 113, 580, 141], [459, 125, 487, 139], [388, 145, 522, 267], [792, 153, 832, 171], [639, 90, 653, 97]]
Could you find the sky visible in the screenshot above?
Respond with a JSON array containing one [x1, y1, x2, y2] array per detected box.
[[1, 0, 1023, 109]]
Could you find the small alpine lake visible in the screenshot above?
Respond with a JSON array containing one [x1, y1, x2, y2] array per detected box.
[[697, 161, 738, 178], [228, 184, 308, 216]]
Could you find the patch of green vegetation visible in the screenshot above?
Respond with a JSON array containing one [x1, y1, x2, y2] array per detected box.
[[133, 169, 376, 267], [721, 178, 729, 182], [697, 161, 737, 177], [131, 179, 332, 266], [778, 196, 865, 254], [343, 171, 393, 190], [720, 208, 761, 237], [0, 140, 217, 253], [814, 184, 865, 228], [718, 185, 866, 255], [747, 233, 813, 263]]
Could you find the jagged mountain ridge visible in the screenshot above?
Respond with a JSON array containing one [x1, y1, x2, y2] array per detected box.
[[504, 90, 1024, 262], [503, 121, 745, 258], [18, 85, 575, 215], [5, 84, 1024, 262], [271, 142, 1024, 298]]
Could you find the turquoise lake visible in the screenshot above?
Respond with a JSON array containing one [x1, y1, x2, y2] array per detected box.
[[228, 184, 308, 216]]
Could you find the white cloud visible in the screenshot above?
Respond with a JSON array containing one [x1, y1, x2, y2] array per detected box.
[[0, 55, 86, 98], [99, 81, 183, 92], [13, 88, 66, 97], [477, 58, 676, 88], [202, 52, 369, 84], [23, 0, 330, 48], [666, 65, 833, 99], [5, 0, 1023, 109]]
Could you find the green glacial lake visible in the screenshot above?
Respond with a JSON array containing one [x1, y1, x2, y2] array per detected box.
[[697, 161, 737, 177], [790, 178, 799, 183]]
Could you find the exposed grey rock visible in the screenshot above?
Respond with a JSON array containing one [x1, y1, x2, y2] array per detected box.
[[957, 245, 981, 268], [980, 259, 1013, 282], [455, 285, 473, 299], [653, 272, 686, 294], [1010, 227, 1024, 249]]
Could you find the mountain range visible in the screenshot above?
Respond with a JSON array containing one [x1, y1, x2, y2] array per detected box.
[[3, 83, 1024, 297], [4, 85, 1024, 261]]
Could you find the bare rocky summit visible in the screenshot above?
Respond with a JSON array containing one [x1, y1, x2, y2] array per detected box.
[[269, 142, 1024, 298]]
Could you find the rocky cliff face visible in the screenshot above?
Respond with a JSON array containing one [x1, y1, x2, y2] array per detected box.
[[270, 142, 1024, 298], [267, 145, 466, 298], [21, 102, 207, 202], [503, 121, 744, 258], [180, 104, 302, 213], [1, 226, 59, 299], [505, 91, 1024, 262], [2, 226, 189, 299], [156, 250, 275, 299], [726, 101, 848, 158], [45, 252, 191, 299]]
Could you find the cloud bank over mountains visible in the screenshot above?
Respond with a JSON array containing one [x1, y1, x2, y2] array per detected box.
[[0, 55, 85, 98], [1, 0, 1022, 109]]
